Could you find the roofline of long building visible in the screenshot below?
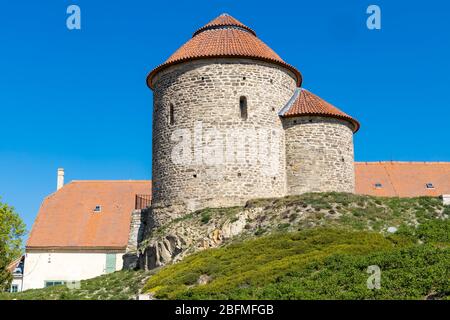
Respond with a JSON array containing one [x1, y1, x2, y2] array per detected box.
[[26, 246, 127, 253], [355, 161, 450, 164]]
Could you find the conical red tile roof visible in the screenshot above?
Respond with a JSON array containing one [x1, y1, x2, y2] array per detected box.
[[147, 14, 301, 89], [279, 88, 360, 132]]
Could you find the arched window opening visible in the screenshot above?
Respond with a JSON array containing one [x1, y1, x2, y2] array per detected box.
[[239, 96, 248, 120], [169, 103, 175, 125]]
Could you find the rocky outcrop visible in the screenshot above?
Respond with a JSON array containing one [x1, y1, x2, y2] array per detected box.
[[126, 193, 448, 271], [140, 235, 185, 269], [132, 206, 266, 270]]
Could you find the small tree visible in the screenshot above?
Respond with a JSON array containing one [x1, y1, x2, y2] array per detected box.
[[0, 197, 26, 291]]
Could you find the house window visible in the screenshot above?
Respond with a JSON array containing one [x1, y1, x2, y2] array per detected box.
[[10, 284, 18, 293], [426, 183, 434, 189], [94, 205, 102, 212], [44, 281, 65, 288], [374, 183, 382, 188], [13, 267, 22, 275], [169, 103, 175, 125], [239, 96, 248, 120]]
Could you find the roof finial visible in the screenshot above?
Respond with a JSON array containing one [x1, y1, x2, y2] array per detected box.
[[220, 13, 229, 16]]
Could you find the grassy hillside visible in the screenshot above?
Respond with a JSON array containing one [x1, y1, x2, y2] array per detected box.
[[1, 193, 449, 300], [143, 227, 449, 299]]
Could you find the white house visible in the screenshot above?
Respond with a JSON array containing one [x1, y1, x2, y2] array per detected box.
[[7, 256, 24, 292], [22, 169, 151, 290]]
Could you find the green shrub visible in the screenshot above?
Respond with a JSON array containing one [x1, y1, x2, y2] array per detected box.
[[143, 228, 409, 299], [143, 227, 449, 300], [200, 212, 212, 224], [254, 228, 266, 236]]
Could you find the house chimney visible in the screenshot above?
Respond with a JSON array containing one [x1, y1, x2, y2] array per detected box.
[[57, 168, 64, 190]]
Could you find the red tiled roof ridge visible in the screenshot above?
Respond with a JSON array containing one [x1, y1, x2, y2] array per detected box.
[[26, 245, 127, 251], [355, 162, 450, 197], [192, 13, 257, 37], [147, 14, 302, 89], [34, 180, 152, 207], [279, 88, 360, 133]]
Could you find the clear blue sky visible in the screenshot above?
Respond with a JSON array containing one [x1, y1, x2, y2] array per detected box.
[[1, 0, 449, 235]]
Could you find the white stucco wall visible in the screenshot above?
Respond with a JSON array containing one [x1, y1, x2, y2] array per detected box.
[[22, 251, 124, 291], [443, 194, 450, 205]]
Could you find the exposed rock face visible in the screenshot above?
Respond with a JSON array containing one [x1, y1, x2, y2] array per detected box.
[[130, 205, 267, 270], [122, 253, 139, 270], [140, 235, 185, 269], [197, 274, 212, 285]]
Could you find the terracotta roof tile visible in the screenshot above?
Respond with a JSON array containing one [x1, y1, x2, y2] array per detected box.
[[147, 14, 301, 89], [26, 180, 151, 250], [355, 162, 450, 197], [279, 88, 360, 132], [7, 256, 23, 273]]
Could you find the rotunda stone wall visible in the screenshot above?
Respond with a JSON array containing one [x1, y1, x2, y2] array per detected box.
[[151, 58, 297, 211]]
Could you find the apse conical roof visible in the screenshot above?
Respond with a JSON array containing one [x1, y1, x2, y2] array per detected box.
[[279, 88, 360, 132]]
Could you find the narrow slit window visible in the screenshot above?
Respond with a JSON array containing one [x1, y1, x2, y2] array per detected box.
[[374, 183, 382, 188], [169, 103, 175, 125], [239, 96, 248, 120]]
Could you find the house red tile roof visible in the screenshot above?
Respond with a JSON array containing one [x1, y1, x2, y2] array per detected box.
[[279, 88, 360, 132], [7, 256, 23, 273], [26, 180, 151, 250], [355, 162, 450, 197], [147, 13, 302, 89]]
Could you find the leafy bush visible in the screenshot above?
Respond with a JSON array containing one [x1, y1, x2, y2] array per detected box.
[[0, 197, 26, 291], [201, 211, 212, 224], [397, 219, 450, 244]]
